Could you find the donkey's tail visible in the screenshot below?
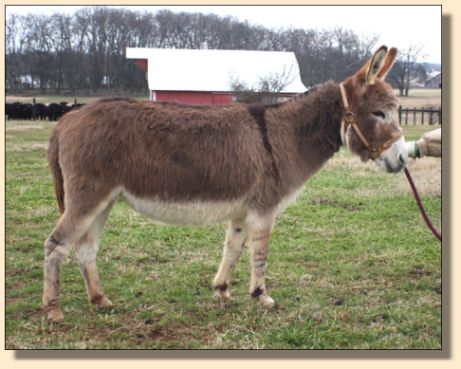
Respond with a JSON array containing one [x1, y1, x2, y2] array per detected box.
[[48, 129, 65, 214]]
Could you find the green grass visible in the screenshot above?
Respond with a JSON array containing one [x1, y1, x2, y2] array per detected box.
[[5, 120, 441, 349]]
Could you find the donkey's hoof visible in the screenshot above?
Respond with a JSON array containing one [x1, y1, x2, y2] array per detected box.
[[257, 295, 275, 309], [94, 296, 113, 308], [214, 289, 231, 301], [47, 308, 64, 323]]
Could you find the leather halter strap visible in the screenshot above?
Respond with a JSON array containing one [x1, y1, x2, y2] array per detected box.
[[339, 83, 403, 160]]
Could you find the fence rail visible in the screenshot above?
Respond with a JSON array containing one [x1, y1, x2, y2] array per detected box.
[[398, 106, 441, 125]]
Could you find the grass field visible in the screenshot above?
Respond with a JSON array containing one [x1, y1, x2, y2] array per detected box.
[[5, 118, 442, 349], [394, 88, 441, 108]]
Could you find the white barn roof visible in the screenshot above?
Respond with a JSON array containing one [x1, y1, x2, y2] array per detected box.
[[126, 48, 307, 93]]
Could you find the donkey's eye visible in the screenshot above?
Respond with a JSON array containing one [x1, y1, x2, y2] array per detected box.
[[372, 111, 386, 119]]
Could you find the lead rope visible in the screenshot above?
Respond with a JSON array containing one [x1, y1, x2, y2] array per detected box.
[[403, 166, 442, 242]]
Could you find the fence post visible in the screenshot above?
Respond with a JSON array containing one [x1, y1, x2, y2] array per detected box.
[[413, 107, 416, 125], [421, 107, 424, 125], [32, 97, 37, 121], [398, 105, 402, 125], [405, 108, 408, 125], [429, 108, 434, 125]]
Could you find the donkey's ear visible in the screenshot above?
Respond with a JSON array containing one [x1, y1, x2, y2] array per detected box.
[[354, 46, 388, 85], [377, 47, 397, 80], [365, 45, 388, 85]]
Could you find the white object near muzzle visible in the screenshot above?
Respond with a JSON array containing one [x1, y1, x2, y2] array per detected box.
[[406, 128, 441, 159]]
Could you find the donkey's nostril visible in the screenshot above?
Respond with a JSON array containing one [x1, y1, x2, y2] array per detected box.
[[399, 154, 407, 165]]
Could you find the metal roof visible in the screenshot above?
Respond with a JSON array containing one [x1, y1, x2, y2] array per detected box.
[[126, 48, 307, 93]]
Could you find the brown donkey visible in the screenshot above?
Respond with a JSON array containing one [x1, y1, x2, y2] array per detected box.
[[43, 46, 407, 322]]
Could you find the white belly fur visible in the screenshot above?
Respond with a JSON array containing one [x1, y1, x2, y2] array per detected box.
[[121, 188, 249, 226]]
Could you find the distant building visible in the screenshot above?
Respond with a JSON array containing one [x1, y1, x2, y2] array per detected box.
[[409, 76, 425, 88], [425, 71, 442, 88], [17, 74, 38, 89], [126, 48, 306, 104]]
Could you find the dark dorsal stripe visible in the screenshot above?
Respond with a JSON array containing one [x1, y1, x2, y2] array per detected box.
[[247, 104, 280, 182]]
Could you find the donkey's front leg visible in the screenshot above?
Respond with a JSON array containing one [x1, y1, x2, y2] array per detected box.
[[213, 219, 248, 300], [247, 211, 276, 308]]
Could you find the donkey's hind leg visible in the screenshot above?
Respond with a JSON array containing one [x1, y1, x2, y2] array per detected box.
[[43, 195, 116, 322], [75, 202, 114, 309], [212, 219, 248, 300]]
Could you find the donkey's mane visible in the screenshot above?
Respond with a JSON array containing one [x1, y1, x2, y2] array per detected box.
[[250, 82, 321, 110], [94, 82, 329, 113]]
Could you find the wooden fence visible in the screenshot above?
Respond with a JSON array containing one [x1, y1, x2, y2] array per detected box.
[[398, 106, 442, 125]]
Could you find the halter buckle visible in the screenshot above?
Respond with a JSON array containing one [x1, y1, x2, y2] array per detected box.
[[369, 147, 380, 160]]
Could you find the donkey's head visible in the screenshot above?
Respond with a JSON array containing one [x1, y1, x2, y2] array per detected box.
[[341, 46, 407, 173]]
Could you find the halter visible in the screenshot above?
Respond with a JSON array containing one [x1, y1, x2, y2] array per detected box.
[[339, 83, 403, 160]]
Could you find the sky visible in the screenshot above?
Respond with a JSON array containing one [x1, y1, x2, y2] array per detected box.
[[6, 5, 442, 64]]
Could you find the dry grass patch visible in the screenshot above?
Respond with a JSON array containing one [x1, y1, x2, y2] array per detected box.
[[6, 124, 46, 132], [395, 89, 441, 108], [400, 158, 441, 197], [8, 142, 49, 152], [325, 155, 379, 176]]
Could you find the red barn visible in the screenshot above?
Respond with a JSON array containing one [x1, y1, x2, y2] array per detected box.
[[126, 48, 306, 104]]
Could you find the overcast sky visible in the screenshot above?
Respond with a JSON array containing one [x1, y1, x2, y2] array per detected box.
[[6, 5, 441, 64]]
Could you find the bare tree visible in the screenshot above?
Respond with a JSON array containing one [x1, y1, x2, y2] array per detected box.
[[47, 13, 74, 93], [6, 14, 29, 92], [24, 14, 56, 91], [388, 44, 424, 96], [229, 64, 297, 104]]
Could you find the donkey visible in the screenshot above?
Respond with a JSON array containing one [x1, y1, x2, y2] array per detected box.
[[42, 46, 407, 322]]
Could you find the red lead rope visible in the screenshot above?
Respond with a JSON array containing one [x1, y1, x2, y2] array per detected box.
[[403, 166, 442, 242]]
